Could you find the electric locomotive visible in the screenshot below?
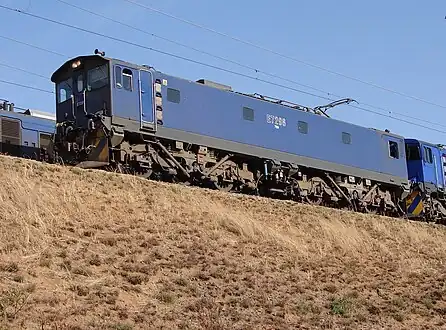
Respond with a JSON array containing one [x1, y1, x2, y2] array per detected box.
[[49, 50, 446, 222]]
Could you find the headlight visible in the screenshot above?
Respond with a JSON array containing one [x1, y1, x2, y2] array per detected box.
[[71, 60, 81, 68]]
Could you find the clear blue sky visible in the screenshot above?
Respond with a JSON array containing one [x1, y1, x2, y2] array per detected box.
[[1, 0, 446, 144]]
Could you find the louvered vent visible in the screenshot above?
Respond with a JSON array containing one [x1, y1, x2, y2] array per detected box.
[[1, 118, 20, 145]]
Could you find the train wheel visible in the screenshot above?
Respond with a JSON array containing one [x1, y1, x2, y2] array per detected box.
[[305, 196, 323, 206]]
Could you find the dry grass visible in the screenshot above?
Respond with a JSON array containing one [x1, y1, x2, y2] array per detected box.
[[0, 155, 445, 329]]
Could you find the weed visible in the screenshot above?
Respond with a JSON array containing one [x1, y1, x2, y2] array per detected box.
[[330, 297, 352, 316]]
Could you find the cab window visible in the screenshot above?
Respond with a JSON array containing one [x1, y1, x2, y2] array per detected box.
[[57, 78, 72, 104], [405, 144, 421, 161], [87, 64, 108, 90], [122, 69, 133, 91], [389, 141, 399, 159]]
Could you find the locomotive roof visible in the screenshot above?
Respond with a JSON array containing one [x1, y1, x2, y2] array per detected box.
[[51, 54, 110, 83]]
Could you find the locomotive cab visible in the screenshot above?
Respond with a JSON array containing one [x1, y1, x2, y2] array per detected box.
[[51, 54, 111, 130], [404, 138, 446, 219], [51, 53, 112, 167], [51, 51, 157, 168], [405, 139, 445, 194]]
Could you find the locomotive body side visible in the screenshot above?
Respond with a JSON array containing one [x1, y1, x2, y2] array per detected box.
[[148, 70, 409, 188]]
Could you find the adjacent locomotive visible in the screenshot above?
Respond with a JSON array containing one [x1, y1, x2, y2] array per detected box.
[[0, 99, 55, 161]]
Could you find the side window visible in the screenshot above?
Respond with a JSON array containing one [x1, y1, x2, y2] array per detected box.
[[424, 146, 433, 164], [342, 132, 351, 144], [122, 69, 133, 91], [243, 107, 254, 121], [167, 88, 181, 103], [297, 121, 308, 134], [389, 141, 399, 159], [115, 66, 122, 88]]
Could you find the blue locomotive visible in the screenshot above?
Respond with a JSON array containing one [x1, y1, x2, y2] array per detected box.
[[49, 51, 446, 223], [0, 99, 55, 161]]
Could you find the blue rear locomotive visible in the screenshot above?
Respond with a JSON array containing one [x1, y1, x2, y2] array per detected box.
[[50, 51, 445, 221], [404, 139, 446, 219]]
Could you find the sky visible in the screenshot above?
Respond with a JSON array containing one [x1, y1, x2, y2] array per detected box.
[[1, 0, 446, 144]]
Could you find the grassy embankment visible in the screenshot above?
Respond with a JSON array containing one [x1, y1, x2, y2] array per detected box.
[[0, 155, 445, 329]]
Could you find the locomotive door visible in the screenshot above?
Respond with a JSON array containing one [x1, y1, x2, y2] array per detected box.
[[381, 134, 403, 175], [422, 145, 438, 188], [73, 71, 86, 127], [139, 70, 155, 131]]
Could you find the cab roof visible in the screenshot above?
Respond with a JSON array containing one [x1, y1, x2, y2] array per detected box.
[[50, 55, 110, 83]]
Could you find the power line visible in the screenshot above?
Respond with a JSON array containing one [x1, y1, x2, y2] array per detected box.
[[1, 4, 445, 135], [0, 4, 334, 103], [349, 103, 446, 134], [0, 78, 54, 94], [52, 0, 446, 131], [55, 0, 335, 98], [0, 34, 66, 57], [0, 62, 48, 80], [123, 0, 446, 111]]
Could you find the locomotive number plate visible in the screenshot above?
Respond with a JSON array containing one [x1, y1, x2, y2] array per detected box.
[[266, 114, 287, 129]]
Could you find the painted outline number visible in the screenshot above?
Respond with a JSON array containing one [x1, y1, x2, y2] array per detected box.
[[266, 114, 287, 128]]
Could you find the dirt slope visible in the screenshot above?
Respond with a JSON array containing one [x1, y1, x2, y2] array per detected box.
[[0, 155, 445, 330]]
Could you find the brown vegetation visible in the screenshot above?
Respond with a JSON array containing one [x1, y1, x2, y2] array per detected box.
[[0, 155, 445, 329]]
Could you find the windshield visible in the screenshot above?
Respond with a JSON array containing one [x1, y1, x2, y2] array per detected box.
[[57, 78, 73, 104], [87, 64, 108, 90], [406, 144, 421, 161]]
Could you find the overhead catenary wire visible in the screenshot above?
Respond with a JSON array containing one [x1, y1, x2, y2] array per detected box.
[[54, 0, 336, 98], [0, 78, 54, 94], [1, 4, 446, 135], [0, 4, 336, 102], [0, 62, 49, 80], [123, 0, 446, 111], [0, 34, 66, 57], [54, 0, 446, 130]]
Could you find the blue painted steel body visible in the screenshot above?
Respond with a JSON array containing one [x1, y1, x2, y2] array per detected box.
[[110, 60, 154, 126], [405, 138, 445, 192], [0, 109, 55, 147], [147, 70, 408, 181], [111, 60, 140, 121]]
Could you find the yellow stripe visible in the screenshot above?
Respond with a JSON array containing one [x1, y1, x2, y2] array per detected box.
[[412, 201, 424, 216], [406, 190, 419, 208], [406, 190, 424, 216]]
